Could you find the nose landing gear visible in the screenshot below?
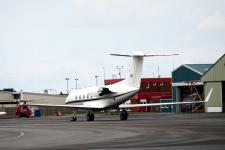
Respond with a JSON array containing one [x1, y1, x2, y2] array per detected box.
[[71, 109, 77, 121]]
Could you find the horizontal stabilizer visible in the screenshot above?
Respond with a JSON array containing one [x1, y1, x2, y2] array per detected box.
[[111, 51, 179, 57], [110, 54, 131, 57]]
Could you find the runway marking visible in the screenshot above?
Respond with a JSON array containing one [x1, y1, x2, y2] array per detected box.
[[6, 131, 24, 140]]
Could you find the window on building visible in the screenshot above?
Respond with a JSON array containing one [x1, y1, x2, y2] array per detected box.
[[83, 95, 85, 99], [160, 82, 164, 86], [153, 82, 157, 86], [79, 95, 81, 99], [146, 83, 150, 88], [75, 95, 77, 99], [87, 95, 89, 99]]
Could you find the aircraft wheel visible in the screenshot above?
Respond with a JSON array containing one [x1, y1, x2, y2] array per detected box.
[[72, 116, 77, 121], [120, 111, 128, 120]]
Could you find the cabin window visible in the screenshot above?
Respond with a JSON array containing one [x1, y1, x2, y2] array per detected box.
[[75, 95, 77, 99], [83, 95, 85, 99], [87, 95, 89, 99], [153, 82, 157, 86], [79, 95, 81, 99]]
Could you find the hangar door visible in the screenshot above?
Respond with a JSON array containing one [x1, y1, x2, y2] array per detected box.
[[223, 82, 225, 112]]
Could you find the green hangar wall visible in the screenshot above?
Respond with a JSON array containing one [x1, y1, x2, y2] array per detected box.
[[202, 54, 225, 112]]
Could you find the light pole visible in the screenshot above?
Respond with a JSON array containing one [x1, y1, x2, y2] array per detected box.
[[116, 65, 123, 79], [157, 66, 160, 78], [102, 67, 106, 85], [94, 75, 99, 86], [102, 67, 105, 80], [75, 78, 78, 90], [65, 77, 69, 94]]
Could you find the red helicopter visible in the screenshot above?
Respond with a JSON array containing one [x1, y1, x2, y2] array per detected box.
[[16, 100, 32, 118]]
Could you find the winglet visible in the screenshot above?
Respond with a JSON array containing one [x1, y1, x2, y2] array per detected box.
[[204, 88, 213, 103]]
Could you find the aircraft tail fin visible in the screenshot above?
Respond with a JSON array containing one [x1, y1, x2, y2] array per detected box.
[[111, 51, 179, 88], [111, 51, 145, 88]]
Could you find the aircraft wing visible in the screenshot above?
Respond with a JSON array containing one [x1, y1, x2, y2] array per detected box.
[[27, 103, 104, 109], [120, 88, 213, 108], [119, 100, 205, 108]]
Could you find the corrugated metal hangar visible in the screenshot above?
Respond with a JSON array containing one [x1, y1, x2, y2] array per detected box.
[[202, 54, 225, 112], [172, 64, 212, 112]]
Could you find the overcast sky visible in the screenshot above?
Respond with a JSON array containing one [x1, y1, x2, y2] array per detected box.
[[0, 0, 225, 93]]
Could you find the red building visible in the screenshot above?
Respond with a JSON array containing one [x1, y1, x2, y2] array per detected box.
[[104, 78, 172, 112]]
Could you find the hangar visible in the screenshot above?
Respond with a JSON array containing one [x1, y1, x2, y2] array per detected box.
[[202, 54, 225, 112], [172, 64, 212, 112]]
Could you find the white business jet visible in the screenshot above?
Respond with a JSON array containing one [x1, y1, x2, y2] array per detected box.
[[29, 51, 213, 121]]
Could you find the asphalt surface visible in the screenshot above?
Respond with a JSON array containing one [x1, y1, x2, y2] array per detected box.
[[0, 113, 225, 150]]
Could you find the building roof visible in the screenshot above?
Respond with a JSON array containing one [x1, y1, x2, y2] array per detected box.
[[184, 64, 213, 75], [202, 53, 225, 82], [172, 64, 213, 83], [174, 64, 213, 75]]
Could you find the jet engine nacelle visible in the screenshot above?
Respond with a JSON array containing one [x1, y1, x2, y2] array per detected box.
[[98, 87, 113, 96]]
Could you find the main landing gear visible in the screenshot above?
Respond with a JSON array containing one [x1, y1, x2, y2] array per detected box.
[[71, 110, 95, 121], [120, 108, 128, 120], [71, 109, 128, 121], [87, 110, 94, 121], [72, 116, 77, 121]]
